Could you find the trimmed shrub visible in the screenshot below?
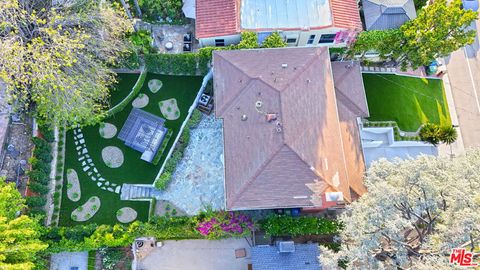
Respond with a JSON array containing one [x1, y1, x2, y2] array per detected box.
[[28, 182, 49, 195], [107, 69, 147, 117], [26, 196, 47, 208], [260, 215, 341, 237]]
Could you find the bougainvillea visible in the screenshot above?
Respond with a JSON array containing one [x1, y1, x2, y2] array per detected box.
[[195, 211, 254, 239]]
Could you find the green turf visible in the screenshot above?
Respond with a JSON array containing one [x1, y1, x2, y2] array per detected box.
[[363, 73, 451, 132], [60, 73, 203, 226], [109, 73, 140, 107]]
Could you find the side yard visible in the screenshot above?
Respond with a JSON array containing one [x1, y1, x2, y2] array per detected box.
[[363, 73, 451, 132]]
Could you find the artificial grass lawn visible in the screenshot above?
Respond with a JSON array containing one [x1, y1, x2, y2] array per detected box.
[[363, 74, 451, 132], [60, 72, 203, 226]]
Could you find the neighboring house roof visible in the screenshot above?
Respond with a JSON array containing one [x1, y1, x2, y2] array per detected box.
[[363, 0, 416, 30], [195, 0, 240, 39], [196, 0, 362, 39], [251, 243, 321, 270], [213, 47, 368, 210]]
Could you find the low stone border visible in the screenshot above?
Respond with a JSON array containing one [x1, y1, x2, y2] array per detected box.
[[116, 207, 138, 223], [66, 169, 81, 202], [71, 196, 101, 222], [99, 123, 117, 139], [101, 146, 124, 168]]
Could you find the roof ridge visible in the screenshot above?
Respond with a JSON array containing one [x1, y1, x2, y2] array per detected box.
[[228, 143, 286, 208], [278, 48, 325, 92]]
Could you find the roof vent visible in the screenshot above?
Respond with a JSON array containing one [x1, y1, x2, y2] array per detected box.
[[241, 114, 248, 121], [277, 241, 295, 253], [281, 63, 288, 68], [255, 101, 263, 109], [326, 192, 344, 202], [265, 113, 277, 122]]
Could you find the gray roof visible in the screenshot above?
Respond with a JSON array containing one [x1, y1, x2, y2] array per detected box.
[[363, 0, 416, 30], [240, 0, 332, 30], [251, 244, 321, 270]]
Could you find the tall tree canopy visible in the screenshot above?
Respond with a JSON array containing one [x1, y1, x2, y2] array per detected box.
[[321, 151, 480, 269], [0, 178, 47, 270], [0, 0, 133, 126], [350, 0, 477, 70]]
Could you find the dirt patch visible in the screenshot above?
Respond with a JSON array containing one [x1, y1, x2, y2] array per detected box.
[[148, 79, 163, 93], [66, 168, 81, 202], [132, 93, 149, 108], [71, 196, 101, 222], [101, 146, 124, 168], [116, 207, 138, 223], [159, 98, 180, 120], [99, 123, 117, 139]]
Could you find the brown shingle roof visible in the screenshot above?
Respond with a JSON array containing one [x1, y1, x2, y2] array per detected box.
[[195, 0, 240, 39], [213, 47, 367, 210]]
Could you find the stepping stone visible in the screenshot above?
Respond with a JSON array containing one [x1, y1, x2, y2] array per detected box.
[[101, 186, 107, 191], [74, 130, 77, 135], [105, 181, 110, 186], [96, 173, 101, 177], [93, 168, 98, 173], [83, 166, 90, 172], [85, 154, 90, 159], [82, 148, 88, 154], [77, 151, 82, 156], [79, 138, 85, 144], [97, 182, 103, 187], [77, 133, 83, 139], [107, 187, 114, 192], [76, 128, 81, 133], [98, 178, 105, 182], [87, 159, 93, 163], [115, 186, 121, 194], [76, 146, 82, 151], [111, 183, 117, 187], [79, 156, 85, 161], [81, 161, 86, 166], [87, 171, 93, 176], [91, 176, 97, 181], [74, 141, 78, 146]]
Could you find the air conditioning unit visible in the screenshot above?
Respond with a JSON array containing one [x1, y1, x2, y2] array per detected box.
[[277, 241, 295, 253]]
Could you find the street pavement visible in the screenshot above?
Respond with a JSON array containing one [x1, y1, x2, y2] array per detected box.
[[445, 19, 480, 148]]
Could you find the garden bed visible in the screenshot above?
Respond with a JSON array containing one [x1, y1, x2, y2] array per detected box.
[[59, 72, 203, 226]]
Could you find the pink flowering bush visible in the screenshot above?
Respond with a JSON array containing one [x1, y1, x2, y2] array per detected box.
[[194, 211, 254, 239]]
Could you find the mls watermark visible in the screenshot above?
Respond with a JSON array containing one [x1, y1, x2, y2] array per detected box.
[[450, 248, 478, 267]]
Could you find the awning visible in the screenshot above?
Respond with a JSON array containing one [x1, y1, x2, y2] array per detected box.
[[182, 0, 195, 19]]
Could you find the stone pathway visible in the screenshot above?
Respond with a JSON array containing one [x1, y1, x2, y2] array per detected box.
[[72, 127, 121, 194], [157, 115, 225, 215]]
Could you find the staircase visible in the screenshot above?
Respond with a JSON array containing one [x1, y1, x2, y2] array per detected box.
[[120, 184, 161, 200]]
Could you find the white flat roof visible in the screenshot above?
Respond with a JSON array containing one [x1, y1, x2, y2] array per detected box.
[[240, 0, 333, 30]]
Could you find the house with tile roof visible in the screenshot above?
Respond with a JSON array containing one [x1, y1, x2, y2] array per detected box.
[[362, 0, 417, 30], [195, 0, 362, 48], [213, 47, 368, 211]]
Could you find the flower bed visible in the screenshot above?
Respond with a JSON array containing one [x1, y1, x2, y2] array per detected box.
[[194, 211, 254, 239]]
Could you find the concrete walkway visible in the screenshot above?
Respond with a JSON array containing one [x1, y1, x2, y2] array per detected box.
[[50, 252, 88, 270], [136, 238, 252, 270]]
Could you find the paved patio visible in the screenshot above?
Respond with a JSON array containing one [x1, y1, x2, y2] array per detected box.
[[136, 239, 252, 270], [159, 114, 225, 214], [137, 22, 197, 54], [50, 252, 88, 270]]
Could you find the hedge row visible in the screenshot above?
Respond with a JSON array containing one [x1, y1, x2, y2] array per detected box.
[[260, 215, 341, 237], [152, 129, 174, 166], [144, 53, 210, 76], [26, 129, 54, 222], [154, 109, 202, 190], [107, 69, 148, 117]]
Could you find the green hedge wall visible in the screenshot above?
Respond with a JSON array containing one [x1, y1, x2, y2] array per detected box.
[[260, 215, 341, 237], [152, 129, 174, 166], [144, 53, 210, 76]]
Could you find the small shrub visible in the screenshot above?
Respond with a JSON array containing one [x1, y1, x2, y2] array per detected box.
[[78, 206, 83, 212], [67, 183, 73, 189], [26, 196, 47, 208], [71, 214, 77, 221], [55, 176, 61, 181], [56, 184, 62, 190], [53, 192, 60, 200], [72, 192, 79, 199], [172, 209, 177, 216], [116, 209, 123, 217]]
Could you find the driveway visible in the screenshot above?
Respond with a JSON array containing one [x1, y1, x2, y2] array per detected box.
[[136, 238, 252, 270], [445, 19, 480, 148], [50, 252, 88, 270]]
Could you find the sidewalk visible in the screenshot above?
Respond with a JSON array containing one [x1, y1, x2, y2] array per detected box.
[[437, 67, 465, 158]]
